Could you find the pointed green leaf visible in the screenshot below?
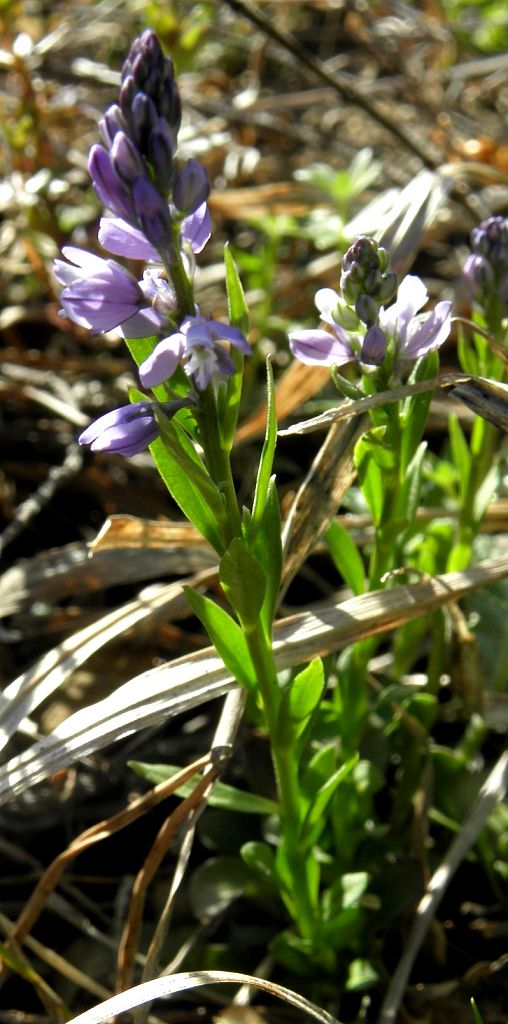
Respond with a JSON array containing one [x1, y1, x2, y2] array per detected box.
[[276, 659, 324, 750], [151, 411, 226, 553], [400, 349, 438, 474], [185, 587, 257, 694], [224, 242, 249, 335], [354, 436, 385, 526], [129, 763, 279, 815], [325, 520, 365, 595], [302, 755, 358, 848], [219, 537, 266, 631], [251, 359, 277, 531], [448, 413, 471, 501], [248, 477, 282, 633]]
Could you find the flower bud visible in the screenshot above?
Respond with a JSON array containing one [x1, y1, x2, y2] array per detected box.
[[132, 177, 173, 254], [355, 293, 379, 327], [111, 132, 146, 186], [361, 325, 386, 365], [173, 159, 210, 214]]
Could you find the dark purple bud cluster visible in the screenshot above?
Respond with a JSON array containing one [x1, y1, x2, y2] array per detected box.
[[88, 30, 209, 257], [340, 236, 397, 323], [464, 215, 508, 310]]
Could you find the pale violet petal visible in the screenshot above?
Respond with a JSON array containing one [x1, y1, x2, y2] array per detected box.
[[315, 288, 341, 323], [98, 217, 160, 262], [289, 328, 353, 366], [400, 300, 452, 360], [139, 334, 185, 388]]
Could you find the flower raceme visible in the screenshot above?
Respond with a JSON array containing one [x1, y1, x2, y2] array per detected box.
[[289, 274, 452, 372], [463, 214, 508, 312], [87, 29, 210, 261]]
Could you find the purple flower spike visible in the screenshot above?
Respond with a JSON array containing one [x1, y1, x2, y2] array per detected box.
[[79, 402, 160, 456], [173, 160, 210, 214], [54, 247, 147, 333]]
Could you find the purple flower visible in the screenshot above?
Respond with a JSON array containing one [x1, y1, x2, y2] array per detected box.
[[79, 396, 195, 456], [288, 288, 357, 367], [54, 247, 146, 333], [139, 315, 250, 391], [78, 402, 160, 455], [379, 275, 452, 361]]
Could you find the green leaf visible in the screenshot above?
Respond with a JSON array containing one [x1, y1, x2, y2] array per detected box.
[[248, 477, 282, 633], [241, 840, 277, 881], [302, 755, 358, 848], [189, 857, 254, 918], [219, 537, 266, 632], [400, 349, 438, 474], [250, 359, 278, 531], [448, 413, 471, 501], [224, 242, 249, 336], [345, 958, 378, 992], [402, 441, 427, 525], [129, 762, 279, 815], [276, 659, 324, 750], [185, 587, 258, 695], [354, 435, 386, 526], [151, 411, 226, 553], [325, 520, 365, 595], [470, 999, 484, 1024]]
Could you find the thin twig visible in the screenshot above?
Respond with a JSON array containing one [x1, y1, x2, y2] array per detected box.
[[220, 0, 440, 168], [0, 756, 211, 968]]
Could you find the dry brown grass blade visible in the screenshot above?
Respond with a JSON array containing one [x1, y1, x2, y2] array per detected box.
[[235, 360, 329, 443], [273, 557, 508, 668], [281, 414, 368, 594], [90, 516, 214, 554], [0, 756, 210, 968], [116, 765, 222, 992], [209, 181, 311, 219], [0, 911, 110, 1003], [121, 689, 247, 1008]]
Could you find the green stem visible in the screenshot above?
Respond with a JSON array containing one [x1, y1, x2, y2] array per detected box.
[[163, 232, 195, 320], [197, 386, 242, 545], [244, 622, 316, 938]]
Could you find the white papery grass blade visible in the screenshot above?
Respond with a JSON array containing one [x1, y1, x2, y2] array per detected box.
[[0, 568, 217, 754], [1, 558, 507, 804], [65, 971, 341, 1024]]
